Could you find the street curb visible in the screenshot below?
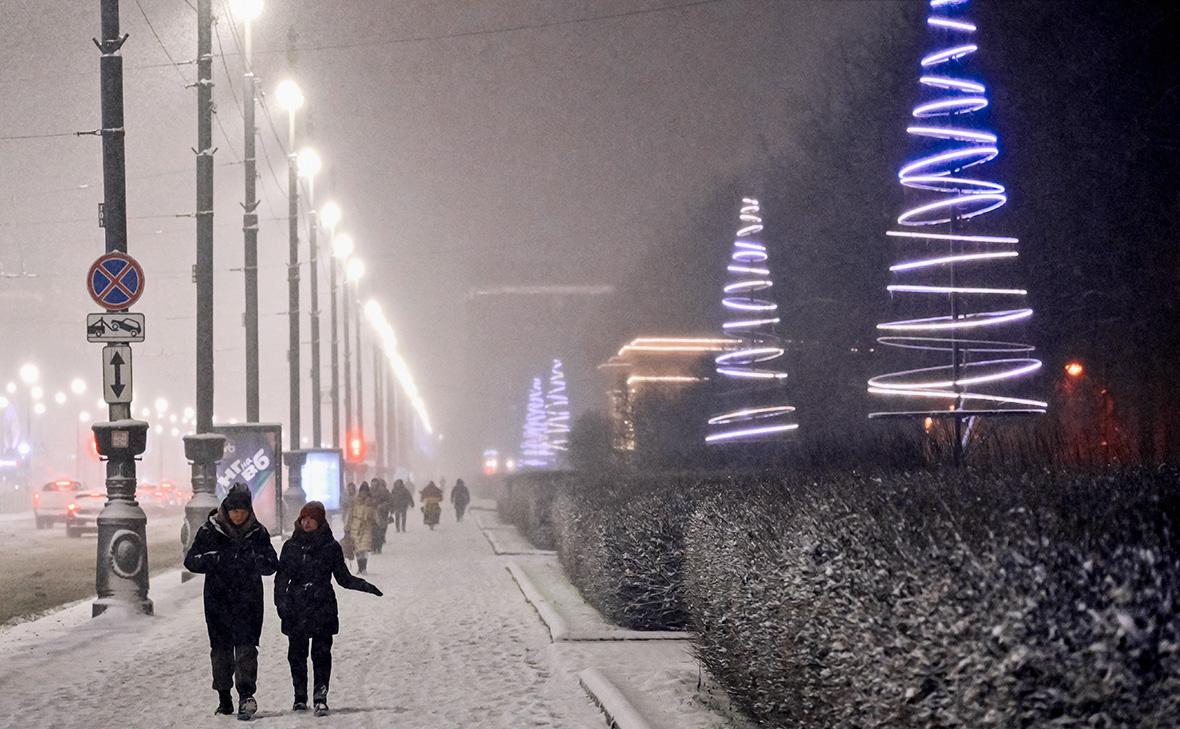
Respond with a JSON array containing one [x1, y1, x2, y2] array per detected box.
[[482, 526, 557, 556], [506, 560, 571, 641], [505, 561, 690, 642], [579, 668, 656, 729]]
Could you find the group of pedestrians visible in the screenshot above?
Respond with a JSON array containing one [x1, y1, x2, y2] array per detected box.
[[183, 476, 473, 720], [183, 484, 382, 721]]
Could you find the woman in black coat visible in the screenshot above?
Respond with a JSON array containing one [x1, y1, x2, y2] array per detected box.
[[183, 482, 278, 719], [274, 501, 382, 716]]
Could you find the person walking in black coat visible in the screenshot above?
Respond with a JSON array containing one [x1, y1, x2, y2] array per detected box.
[[183, 482, 279, 720], [275, 501, 383, 716], [450, 478, 471, 522], [389, 479, 413, 533]]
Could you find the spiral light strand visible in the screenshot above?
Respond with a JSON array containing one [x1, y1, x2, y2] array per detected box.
[[870, 0, 1046, 425], [545, 359, 570, 454], [519, 376, 551, 468], [706, 198, 798, 444]]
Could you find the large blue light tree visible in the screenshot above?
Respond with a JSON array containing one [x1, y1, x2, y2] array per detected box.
[[519, 376, 551, 468], [869, 0, 1045, 462], [706, 197, 798, 444]]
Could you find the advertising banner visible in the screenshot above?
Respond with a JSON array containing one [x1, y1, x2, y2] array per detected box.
[[301, 448, 343, 512], [212, 423, 283, 531]]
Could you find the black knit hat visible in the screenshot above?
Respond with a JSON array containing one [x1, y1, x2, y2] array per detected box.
[[221, 482, 252, 511]]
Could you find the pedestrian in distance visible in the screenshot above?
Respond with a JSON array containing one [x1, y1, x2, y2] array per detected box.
[[420, 480, 443, 529], [275, 501, 383, 717], [342, 481, 357, 515], [389, 478, 413, 533], [343, 482, 378, 574], [451, 478, 471, 522], [371, 478, 392, 554], [183, 482, 279, 721]]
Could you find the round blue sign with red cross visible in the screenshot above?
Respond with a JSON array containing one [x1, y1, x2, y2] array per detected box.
[[87, 252, 145, 311]]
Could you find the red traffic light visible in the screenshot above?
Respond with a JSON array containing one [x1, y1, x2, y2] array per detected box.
[[346, 430, 367, 463]]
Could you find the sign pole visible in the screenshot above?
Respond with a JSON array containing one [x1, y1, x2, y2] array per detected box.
[[92, 0, 152, 617]]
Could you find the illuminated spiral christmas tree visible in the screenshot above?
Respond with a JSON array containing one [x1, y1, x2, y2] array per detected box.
[[545, 359, 570, 455], [706, 197, 798, 444], [519, 376, 551, 468], [869, 0, 1045, 458]]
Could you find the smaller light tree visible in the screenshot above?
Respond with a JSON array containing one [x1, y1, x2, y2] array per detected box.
[[545, 358, 571, 459], [519, 376, 551, 468]]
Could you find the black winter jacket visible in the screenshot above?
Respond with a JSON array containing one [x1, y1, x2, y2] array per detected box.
[[183, 510, 278, 647], [274, 523, 380, 637]]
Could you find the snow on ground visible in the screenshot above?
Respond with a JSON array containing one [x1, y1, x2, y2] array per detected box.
[[0, 508, 604, 729], [0, 504, 749, 729]]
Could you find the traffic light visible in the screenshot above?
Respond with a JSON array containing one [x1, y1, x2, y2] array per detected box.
[[346, 430, 367, 463]]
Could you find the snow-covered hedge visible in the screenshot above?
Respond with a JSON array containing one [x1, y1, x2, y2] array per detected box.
[[552, 475, 693, 630], [536, 466, 1180, 727], [498, 471, 564, 550]]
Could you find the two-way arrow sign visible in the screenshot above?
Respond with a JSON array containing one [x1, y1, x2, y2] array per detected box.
[[103, 344, 133, 404]]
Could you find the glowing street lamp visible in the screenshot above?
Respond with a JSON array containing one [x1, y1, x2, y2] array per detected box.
[[19, 363, 39, 386], [346, 257, 365, 283], [275, 79, 304, 115], [228, 0, 263, 22], [320, 201, 341, 230], [333, 232, 354, 260], [1064, 361, 1084, 378], [70, 377, 87, 396], [297, 148, 321, 179], [298, 147, 325, 446]]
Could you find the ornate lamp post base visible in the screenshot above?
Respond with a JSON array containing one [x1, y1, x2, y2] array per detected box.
[[92, 420, 152, 617], [283, 450, 308, 534], [181, 433, 227, 583]]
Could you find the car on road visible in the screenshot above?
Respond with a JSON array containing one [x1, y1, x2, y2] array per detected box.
[[65, 491, 106, 538], [32, 479, 85, 529]]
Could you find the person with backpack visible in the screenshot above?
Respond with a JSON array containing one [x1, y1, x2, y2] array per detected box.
[[275, 501, 383, 717], [183, 483, 279, 721]]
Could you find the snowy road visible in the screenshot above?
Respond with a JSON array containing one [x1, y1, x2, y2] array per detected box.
[[0, 510, 604, 729], [0, 513, 184, 625]]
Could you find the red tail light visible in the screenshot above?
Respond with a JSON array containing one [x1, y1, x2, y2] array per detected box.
[[67, 503, 78, 512], [32, 493, 40, 505]]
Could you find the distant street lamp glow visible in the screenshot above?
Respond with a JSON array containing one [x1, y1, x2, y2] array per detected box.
[[19, 363, 39, 385], [30, 386, 43, 401], [275, 79, 304, 113], [5, 382, 15, 395], [54, 391, 67, 405], [70, 378, 87, 396], [333, 233, 354, 259], [1065, 361, 1084, 378], [229, 0, 264, 22], [297, 148, 322, 178], [320, 201, 341, 229], [79, 411, 91, 423], [346, 257, 365, 283], [33, 403, 46, 415], [154, 397, 168, 415]]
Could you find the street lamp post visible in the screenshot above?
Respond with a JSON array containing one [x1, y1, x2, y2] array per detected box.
[[349, 259, 366, 477], [320, 204, 342, 449], [277, 78, 307, 520], [297, 148, 323, 447], [232, 0, 264, 423], [182, 0, 228, 583]]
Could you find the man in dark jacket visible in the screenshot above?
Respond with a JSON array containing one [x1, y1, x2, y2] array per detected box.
[[389, 479, 414, 533], [450, 478, 471, 522], [183, 482, 279, 720], [275, 501, 383, 716]]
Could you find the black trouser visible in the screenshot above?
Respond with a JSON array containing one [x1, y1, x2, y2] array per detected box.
[[210, 643, 259, 698], [393, 508, 407, 532], [455, 503, 467, 522], [287, 634, 334, 700]]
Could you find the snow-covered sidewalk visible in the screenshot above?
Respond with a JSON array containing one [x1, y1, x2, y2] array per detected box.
[[0, 509, 605, 729]]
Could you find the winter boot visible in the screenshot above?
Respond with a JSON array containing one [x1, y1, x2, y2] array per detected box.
[[313, 686, 329, 717], [357, 556, 367, 574], [237, 695, 258, 721], [215, 690, 235, 716], [292, 698, 309, 712]]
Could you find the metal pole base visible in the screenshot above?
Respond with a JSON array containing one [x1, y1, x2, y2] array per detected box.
[[181, 433, 227, 583], [91, 420, 152, 617], [282, 450, 308, 536]]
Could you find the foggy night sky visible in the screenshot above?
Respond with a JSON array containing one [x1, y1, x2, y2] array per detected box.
[[0, 0, 902, 472]]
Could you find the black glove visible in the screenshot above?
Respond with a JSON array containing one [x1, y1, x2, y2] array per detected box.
[[365, 583, 383, 597]]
